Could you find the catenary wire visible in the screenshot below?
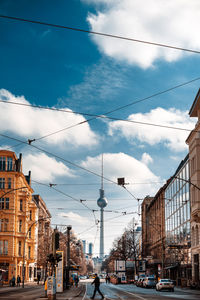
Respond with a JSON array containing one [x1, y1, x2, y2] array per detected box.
[[0, 76, 200, 142], [1, 15, 200, 55]]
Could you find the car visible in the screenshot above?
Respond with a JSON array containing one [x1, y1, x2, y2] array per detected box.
[[143, 277, 156, 288], [156, 279, 174, 292], [136, 277, 145, 287]]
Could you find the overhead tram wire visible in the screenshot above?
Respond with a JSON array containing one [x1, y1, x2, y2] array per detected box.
[[0, 132, 119, 186], [1, 76, 200, 143], [1, 15, 200, 55], [31, 179, 94, 212]]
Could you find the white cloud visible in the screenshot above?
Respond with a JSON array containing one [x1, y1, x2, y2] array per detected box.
[[81, 152, 161, 197], [85, 0, 200, 68], [141, 153, 153, 165], [108, 107, 195, 152], [58, 212, 90, 225], [0, 89, 98, 147], [23, 153, 75, 182], [60, 59, 126, 108]]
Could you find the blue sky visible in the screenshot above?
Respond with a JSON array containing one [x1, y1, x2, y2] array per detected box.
[[1, 0, 200, 256]]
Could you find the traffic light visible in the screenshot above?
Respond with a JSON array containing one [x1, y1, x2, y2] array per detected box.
[[55, 231, 59, 250], [56, 253, 62, 263]]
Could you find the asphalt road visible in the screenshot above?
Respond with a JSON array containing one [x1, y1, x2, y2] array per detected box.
[[83, 280, 200, 300], [0, 280, 200, 300]]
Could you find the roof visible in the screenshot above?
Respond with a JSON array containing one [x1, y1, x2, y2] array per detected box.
[[189, 88, 200, 117]]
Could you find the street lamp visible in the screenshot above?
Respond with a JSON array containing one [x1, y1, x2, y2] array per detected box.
[[22, 217, 51, 288]]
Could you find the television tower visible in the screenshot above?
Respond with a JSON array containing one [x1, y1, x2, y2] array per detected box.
[[97, 154, 108, 259]]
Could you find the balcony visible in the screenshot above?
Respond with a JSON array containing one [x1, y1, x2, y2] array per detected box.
[[191, 201, 200, 214]]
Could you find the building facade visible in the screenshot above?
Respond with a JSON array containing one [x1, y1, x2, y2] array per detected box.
[[164, 155, 191, 285], [33, 194, 51, 281], [0, 150, 38, 283], [186, 89, 200, 285], [141, 189, 166, 278]]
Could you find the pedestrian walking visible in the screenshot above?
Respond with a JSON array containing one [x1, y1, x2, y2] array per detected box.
[[105, 274, 109, 284], [91, 273, 104, 299], [74, 275, 79, 287], [11, 275, 15, 287], [17, 275, 21, 287], [37, 273, 41, 285]]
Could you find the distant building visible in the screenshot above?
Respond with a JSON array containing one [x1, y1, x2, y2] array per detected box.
[[88, 242, 93, 256], [33, 195, 52, 280], [0, 150, 38, 283], [142, 190, 165, 277], [82, 240, 86, 254]]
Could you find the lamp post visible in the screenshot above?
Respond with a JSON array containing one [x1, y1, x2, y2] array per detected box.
[[22, 217, 50, 288]]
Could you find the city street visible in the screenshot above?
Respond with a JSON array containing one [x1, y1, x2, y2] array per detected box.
[[83, 279, 200, 300], [0, 280, 200, 300]]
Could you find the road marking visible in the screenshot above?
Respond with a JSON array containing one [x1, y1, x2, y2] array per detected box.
[[111, 285, 146, 300]]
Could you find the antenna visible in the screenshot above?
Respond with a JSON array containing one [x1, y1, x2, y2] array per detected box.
[[101, 153, 103, 190]]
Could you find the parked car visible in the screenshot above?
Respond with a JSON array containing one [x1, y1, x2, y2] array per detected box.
[[143, 277, 156, 288], [136, 277, 145, 287], [156, 279, 174, 292]]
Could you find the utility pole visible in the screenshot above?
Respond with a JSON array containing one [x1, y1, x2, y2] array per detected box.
[[66, 226, 72, 289]]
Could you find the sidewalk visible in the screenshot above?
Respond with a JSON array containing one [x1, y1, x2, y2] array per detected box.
[[0, 281, 40, 292], [175, 286, 200, 295], [37, 284, 85, 300]]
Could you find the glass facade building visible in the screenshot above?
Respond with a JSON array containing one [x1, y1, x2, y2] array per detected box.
[[164, 155, 191, 282], [165, 155, 190, 247]]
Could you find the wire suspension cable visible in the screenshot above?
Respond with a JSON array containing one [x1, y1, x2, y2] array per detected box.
[[1, 15, 200, 54], [0, 76, 200, 142]]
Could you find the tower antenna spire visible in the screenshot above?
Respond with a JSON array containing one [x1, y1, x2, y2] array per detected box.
[[97, 152, 108, 259], [101, 153, 103, 190]]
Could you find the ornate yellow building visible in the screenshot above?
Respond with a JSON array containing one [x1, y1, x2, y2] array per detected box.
[[0, 150, 38, 283]]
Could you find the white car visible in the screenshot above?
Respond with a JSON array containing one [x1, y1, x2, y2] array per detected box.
[[156, 279, 174, 292]]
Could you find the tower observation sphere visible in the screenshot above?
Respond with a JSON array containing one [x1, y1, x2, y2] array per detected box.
[[97, 189, 108, 208]]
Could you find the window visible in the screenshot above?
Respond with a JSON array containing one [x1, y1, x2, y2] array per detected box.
[[0, 219, 3, 232], [7, 157, 13, 171], [28, 228, 31, 238], [0, 198, 9, 210], [4, 241, 8, 255], [20, 199, 23, 211], [28, 246, 31, 259], [0, 240, 8, 255], [18, 241, 22, 256], [19, 220, 22, 233], [0, 178, 5, 189], [0, 198, 4, 209], [0, 219, 8, 232], [4, 219, 8, 232], [0, 157, 6, 171], [30, 210, 32, 220], [8, 178, 12, 189], [5, 198, 9, 209]]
